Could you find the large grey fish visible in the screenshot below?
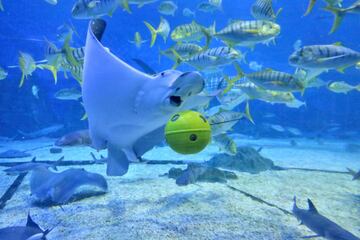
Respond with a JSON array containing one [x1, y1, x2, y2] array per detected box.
[[214, 20, 281, 48], [251, 0, 282, 21], [30, 167, 108, 204], [292, 197, 360, 240], [325, 0, 360, 33], [174, 46, 244, 72], [0, 213, 54, 240], [289, 44, 360, 74], [71, 0, 130, 19], [3, 157, 63, 175], [18, 124, 64, 139]]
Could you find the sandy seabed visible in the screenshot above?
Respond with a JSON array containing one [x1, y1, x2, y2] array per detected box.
[[0, 135, 359, 240]]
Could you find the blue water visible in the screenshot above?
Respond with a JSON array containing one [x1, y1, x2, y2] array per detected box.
[[0, 1, 359, 239], [0, 0, 359, 137]]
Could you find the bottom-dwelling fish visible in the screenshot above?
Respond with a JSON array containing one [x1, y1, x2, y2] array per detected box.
[[30, 167, 108, 204], [292, 197, 360, 240], [0, 213, 55, 240]]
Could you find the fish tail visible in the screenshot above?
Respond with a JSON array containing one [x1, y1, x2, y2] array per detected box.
[[355, 84, 360, 92], [81, 112, 88, 121], [233, 61, 245, 79], [202, 21, 215, 50], [245, 101, 254, 124], [38, 64, 58, 84], [144, 21, 158, 48], [119, 0, 131, 13], [19, 73, 25, 88], [303, 0, 316, 16], [171, 49, 183, 69], [324, 5, 345, 34]]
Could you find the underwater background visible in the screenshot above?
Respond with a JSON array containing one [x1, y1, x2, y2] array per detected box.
[[0, 0, 359, 239]]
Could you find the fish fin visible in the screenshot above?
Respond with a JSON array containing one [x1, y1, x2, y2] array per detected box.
[[316, 54, 347, 63], [37, 64, 58, 84], [144, 21, 157, 47], [106, 145, 130, 176], [108, 6, 117, 17], [27, 213, 41, 230], [347, 168, 356, 176], [307, 199, 318, 213], [275, 8, 283, 18], [323, 5, 345, 34], [233, 61, 245, 79], [31, 157, 36, 162], [119, 0, 131, 13], [52, 156, 64, 171], [332, 41, 342, 46], [245, 101, 254, 124], [303, 0, 317, 16], [336, 66, 348, 73], [19, 73, 25, 88], [62, 33, 80, 67], [171, 49, 183, 69]]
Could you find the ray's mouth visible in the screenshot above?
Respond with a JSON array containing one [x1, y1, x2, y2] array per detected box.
[[169, 96, 182, 107]]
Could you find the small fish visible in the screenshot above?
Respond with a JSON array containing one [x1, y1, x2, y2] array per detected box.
[[268, 124, 285, 132], [214, 20, 281, 48], [129, 32, 147, 49], [18, 52, 37, 87], [71, 0, 130, 19], [158, 1, 177, 16], [173, 46, 244, 72], [0, 66, 8, 80], [293, 39, 302, 50], [171, 20, 215, 47], [208, 109, 249, 136], [197, 1, 222, 12], [160, 43, 203, 61], [202, 71, 228, 96], [327, 81, 360, 94], [213, 133, 237, 155], [54, 88, 82, 100], [304, 0, 343, 16], [217, 88, 248, 110], [249, 61, 263, 71], [32, 85, 39, 99], [44, 0, 58, 5], [251, 0, 282, 21], [289, 44, 360, 73], [286, 127, 302, 136], [236, 81, 302, 107], [144, 16, 170, 47], [182, 8, 196, 18], [233, 63, 304, 93], [128, 0, 158, 8], [324, 1, 360, 33], [285, 98, 306, 108]]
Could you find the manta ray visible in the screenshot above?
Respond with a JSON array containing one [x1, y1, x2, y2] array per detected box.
[[83, 20, 209, 176]]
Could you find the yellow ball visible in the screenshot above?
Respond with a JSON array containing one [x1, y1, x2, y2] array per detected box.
[[165, 110, 211, 154]]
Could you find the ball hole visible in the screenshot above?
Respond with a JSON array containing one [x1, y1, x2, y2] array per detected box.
[[189, 134, 197, 142]]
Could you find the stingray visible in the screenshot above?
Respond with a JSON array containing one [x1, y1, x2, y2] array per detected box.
[[30, 167, 108, 204], [83, 19, 211, 176], [0, 213, 54, 240]]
